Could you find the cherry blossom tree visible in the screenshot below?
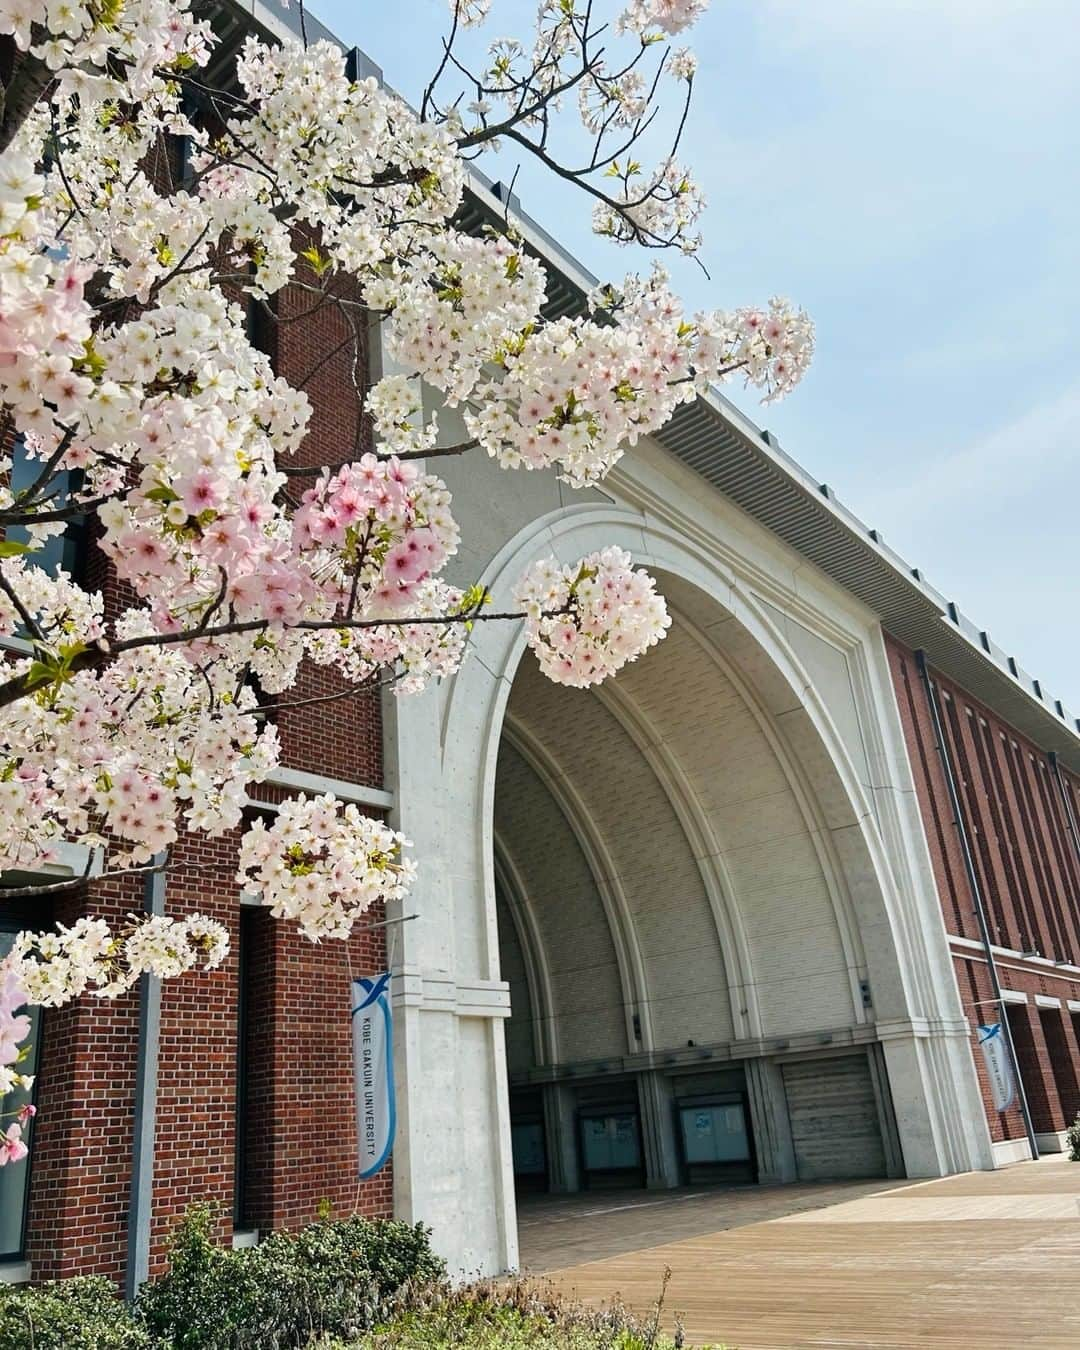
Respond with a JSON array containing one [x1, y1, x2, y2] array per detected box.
[[0, 0, 814, 1155]]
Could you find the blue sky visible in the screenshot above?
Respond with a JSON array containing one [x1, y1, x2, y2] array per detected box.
[[312, 0, 1080, 707]]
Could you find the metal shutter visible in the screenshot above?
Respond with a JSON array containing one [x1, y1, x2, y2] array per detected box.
[[782, 1054, 887, 1180]]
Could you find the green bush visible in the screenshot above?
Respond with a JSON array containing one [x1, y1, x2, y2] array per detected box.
[[134, 1204, 445, 1350], [342, 1277, 731, 1350], [0, 1275, 151, 1350], [1067, 1113, 1080, 1161]]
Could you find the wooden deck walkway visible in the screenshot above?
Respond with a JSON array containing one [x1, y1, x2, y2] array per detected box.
[[540, 1157, 1080, 1348]]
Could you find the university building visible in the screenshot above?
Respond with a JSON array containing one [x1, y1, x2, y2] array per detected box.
[[2, 0, 1079, 1290]]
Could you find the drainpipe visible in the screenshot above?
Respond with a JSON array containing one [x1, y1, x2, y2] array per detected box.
[[1048, 752, 1080, 872], [124, 856, 167, 1300], [914, 650, 1039, 1162]]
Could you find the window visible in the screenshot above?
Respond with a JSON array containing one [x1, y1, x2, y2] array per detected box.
[[6, 439, 87, 581], [233, 907, 254, 1229], [0, 929, 41, 1262]]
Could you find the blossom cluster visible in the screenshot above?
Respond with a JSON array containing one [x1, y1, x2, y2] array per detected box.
[[0, 909, 231, 1168], [618, 0, 710, 37], [237, 795, 416, 942], [8, 913, 229, 1005], [0, 952, 34, 1163], [0, 951, 32, 1101], [515, 548, 671, 687], [693, 295, 817, 404], [0, 605, 281, 870], [0, 0, 213, 81], [466, 266, 813, 485]]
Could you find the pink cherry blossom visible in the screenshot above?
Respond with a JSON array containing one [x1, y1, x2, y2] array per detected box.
[[0, 1124, 28, 1166]]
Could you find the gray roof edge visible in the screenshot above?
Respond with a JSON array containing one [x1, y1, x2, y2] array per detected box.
[[218, 0, 1080, 765]]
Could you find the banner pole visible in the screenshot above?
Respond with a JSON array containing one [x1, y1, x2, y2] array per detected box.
[[915, 650, 1039, 1162]]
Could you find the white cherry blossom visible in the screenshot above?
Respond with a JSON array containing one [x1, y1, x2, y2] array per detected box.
[[0, 0, 813, 1152]]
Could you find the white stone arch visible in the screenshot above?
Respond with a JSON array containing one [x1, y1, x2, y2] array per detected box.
[[502, 716, 652, 1053], [593, 669, 760, 1041], [492, 836, 557, 1067], [665, 608, 871, 1025], [389, 498, 993, 1277], [445, 503, 897, 1011]]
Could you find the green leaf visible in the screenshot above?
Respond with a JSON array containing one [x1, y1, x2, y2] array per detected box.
[[0, 540, 33, 558], [57, 641, 88, 672], [145, 484, 180, 504], [300, 245, 332, 278], [26, 659, 58, 686]]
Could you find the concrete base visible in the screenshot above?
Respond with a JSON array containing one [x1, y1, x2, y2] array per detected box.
[[992, 1136, 1036, 1165], [1035, 1130, 1070, 1154]]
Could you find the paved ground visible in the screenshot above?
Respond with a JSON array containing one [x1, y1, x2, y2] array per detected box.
[[521, 1157, 1080, 1349], [517, 1177, 921, 1273]]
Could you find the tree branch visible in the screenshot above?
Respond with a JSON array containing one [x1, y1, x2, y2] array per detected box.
[[0, 599, 570, 711], [0, 41, 51, 155]]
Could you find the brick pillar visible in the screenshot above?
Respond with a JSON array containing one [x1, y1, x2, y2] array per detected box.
[[239, 905, 392, 1233], [1039, 1006, 1080, 1127], [1004, 1003, 1059, 1135], [23, 881, 143, 1285]]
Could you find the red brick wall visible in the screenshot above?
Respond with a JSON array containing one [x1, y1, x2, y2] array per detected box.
[[887, 635, 1080, 1144], [23, 879, 143, 1283], [256, 251, 383, 785], [238, 900, 392, 1235], [149, 828, 243, 1268]]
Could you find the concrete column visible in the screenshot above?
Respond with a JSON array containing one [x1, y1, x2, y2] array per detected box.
[[542, 1083, 580, 1193], [384, 679, 518, 1277], [745, 1058, 797, 1184], [874, 1021, 995, 1176], [638, 1070, 681, 1189], [867, 1041, 906, 1178]]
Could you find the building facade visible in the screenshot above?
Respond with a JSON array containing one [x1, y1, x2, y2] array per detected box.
[[2, 0, 1079, 1291]]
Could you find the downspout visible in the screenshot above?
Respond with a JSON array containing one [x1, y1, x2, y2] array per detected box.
[[914, 650, 1039, 1162], [124, 856, 167, 1300], [1048, 752, 1080, 872]]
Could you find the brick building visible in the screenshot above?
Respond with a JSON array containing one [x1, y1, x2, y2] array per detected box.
[[888, 640, 1080, 1162], [2, 0, 1078, 1290]]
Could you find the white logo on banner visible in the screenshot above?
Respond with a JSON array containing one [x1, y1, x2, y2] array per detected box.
[[977, 1022, 1016, 1113], [352, 973, 395, 1178]]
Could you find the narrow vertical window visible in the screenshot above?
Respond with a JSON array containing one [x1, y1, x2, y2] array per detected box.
[[233, 906, 254, 1231]]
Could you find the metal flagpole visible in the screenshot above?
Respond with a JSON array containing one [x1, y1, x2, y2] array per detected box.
[[914, 650, 1039, 1162], [125, 854, 167, 1300]]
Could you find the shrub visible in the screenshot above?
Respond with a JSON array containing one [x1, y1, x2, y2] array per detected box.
[[1067, 1113, 1080, 1162], [344, 1276, 732, 1350], [134, 1204, 445, 1350], [0, 1275, 151, 1350]]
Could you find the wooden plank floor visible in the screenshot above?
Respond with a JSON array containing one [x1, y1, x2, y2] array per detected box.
[[539, 1157, 1080, 1348]]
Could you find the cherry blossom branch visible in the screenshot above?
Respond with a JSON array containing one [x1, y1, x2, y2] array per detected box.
[[0, 600, 572, 711], [0, 40, 51, 154], [0, 855, 169, 900], [279, 437, 479, 476]]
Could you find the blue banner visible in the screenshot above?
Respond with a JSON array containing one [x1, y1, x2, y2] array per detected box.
[[977, 1022, 1016, 1112], [352, 973, 395, 1179]]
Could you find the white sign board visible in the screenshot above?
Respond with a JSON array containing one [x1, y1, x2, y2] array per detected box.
[[352, 973, 395, 1178], [977, 1022, 1016, 1113]]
